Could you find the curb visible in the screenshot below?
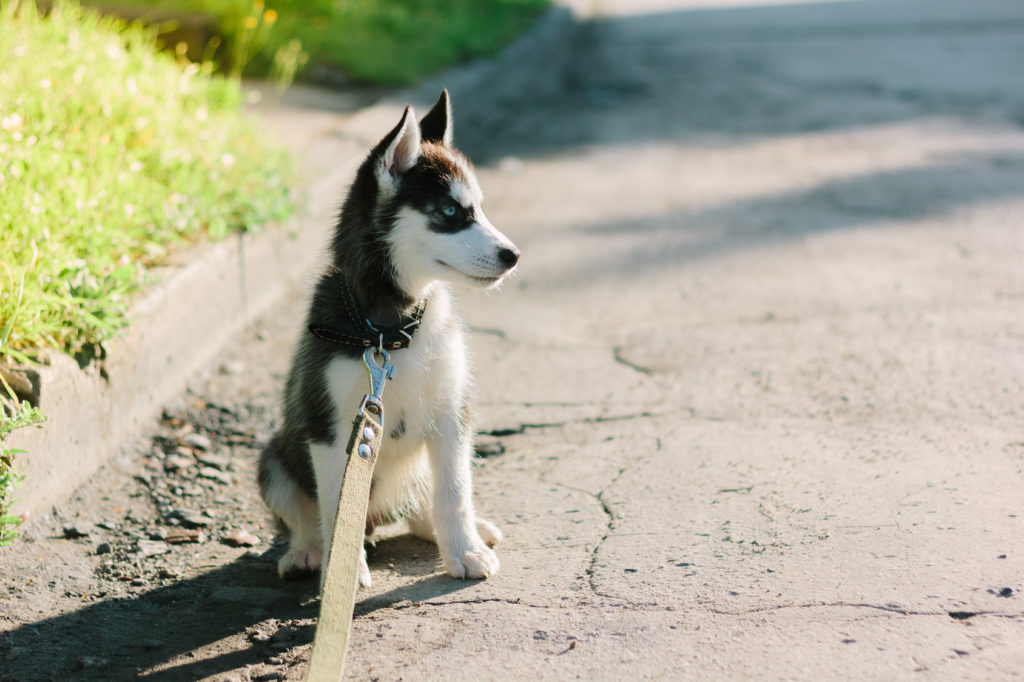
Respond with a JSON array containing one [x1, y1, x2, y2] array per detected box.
[[7, 2, 582, 521]]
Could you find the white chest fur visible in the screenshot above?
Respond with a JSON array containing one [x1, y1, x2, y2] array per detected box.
[[311, 285, 468, 522]]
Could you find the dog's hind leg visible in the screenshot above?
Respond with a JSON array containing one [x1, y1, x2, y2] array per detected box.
[[310, 440, 373, 589], [258, 436, 323, 579]]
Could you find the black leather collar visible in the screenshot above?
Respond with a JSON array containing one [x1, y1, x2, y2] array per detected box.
[[308, 278, 426, 351]]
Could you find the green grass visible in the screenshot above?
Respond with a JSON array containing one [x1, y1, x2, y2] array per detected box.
[[89, 0, 552, 85], [1, 363, 46, 545], [0, 0, 293, 363], [0, 397, 45, 546]]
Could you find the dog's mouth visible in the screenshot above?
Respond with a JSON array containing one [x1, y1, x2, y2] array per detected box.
[[436, 260, 504, 285]]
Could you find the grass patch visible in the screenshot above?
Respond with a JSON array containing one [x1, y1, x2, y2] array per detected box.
[[0, 1, 293, 363], [0, 385, 45, 546], [88, 0, 552, 85]]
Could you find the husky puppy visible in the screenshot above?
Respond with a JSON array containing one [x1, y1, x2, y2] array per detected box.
[[258, 91, 519, 587]]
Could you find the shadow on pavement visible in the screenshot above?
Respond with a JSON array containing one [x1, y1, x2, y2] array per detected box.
[[0, 552, 310, 681], [547, 151, 1024, 287], [0, 535, 479, 681], [456, 0, 1024, 164]]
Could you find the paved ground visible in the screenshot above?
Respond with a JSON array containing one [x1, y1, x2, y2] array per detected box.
[[3, 0, 1024, 679]]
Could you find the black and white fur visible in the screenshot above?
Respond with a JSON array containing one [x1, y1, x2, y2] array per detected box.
[[258, 91, 519, 587]]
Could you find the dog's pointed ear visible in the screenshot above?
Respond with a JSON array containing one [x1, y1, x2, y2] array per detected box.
[[377, 105, 421, 190], [419, 89, 453, 147]]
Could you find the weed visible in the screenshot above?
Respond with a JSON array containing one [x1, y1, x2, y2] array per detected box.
[[0, 375, 45, 547]]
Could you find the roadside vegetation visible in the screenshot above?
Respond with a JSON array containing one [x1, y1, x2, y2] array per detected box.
[[87, 0, 552, 84], [0, 397, 44, 546], [0, 0, 293, 363], [0, 0, 546, 544], [0, 0, 293, 543]]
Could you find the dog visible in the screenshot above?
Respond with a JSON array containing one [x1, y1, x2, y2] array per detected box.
[[258, 90, 519, 587]]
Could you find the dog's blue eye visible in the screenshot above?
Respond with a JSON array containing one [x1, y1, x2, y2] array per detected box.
[[441, 204, 458, 218]]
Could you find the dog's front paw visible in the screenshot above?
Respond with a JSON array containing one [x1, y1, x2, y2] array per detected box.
[[476, 519, 503, 547], [278, 548, 322, 580], [443, 543, 500, 580]]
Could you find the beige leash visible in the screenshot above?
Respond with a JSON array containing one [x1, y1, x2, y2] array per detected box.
[[305, 347, 395, 682]]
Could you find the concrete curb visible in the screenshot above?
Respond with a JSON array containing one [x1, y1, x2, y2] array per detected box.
[[7, 2, 582, 520]]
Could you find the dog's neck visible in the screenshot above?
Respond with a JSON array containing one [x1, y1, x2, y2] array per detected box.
[[343, 272, 428, 331]]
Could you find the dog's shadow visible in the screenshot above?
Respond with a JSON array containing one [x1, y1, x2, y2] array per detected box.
[[0, 534, 482, 681], [360, 534, 482, 615]]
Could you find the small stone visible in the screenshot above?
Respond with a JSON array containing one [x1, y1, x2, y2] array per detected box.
[[168, 509, 210, 528], [164, 455, 195, 472], [197, 467, 232, 485], [63, 521, 95, 539], [255, 673, 281, 681], [130, 578, 146, 587], [135, 540, 171, 558], [180, 483, 204, 497], [142, 640, 165, 650], [196, 453, 231, 470], [183, 433, 212, 450], [997, 587, 1013, 598], [95, 542, 112, 555], [222, 529, 261, 547], [96, 520, 118, 531], [164, 528, 206, 544], [533, 630, 548, 640]]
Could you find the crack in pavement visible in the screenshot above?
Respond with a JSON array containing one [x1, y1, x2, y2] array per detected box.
[[468, 325, 507, 339], [579, 437, 665, 607], [478, 411, 667, 438], [702, 601, 1024, 620], [372, 597, 553, 612], [612, 346, 655, 375]]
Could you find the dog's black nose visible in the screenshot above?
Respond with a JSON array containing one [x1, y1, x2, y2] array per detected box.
[[498, 247, 520, 268]]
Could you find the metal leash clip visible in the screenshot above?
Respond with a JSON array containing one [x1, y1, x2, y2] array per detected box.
[[360, 346, 395, 422]]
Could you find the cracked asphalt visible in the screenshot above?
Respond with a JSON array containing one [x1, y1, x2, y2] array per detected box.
[[3, 0, 1024, 679]]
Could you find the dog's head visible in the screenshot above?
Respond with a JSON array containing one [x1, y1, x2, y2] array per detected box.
[[371, 91, 520, 296]]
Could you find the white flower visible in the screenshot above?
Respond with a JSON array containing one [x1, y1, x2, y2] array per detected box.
[[1, 113, 22, 130], [220, 153, 235, 168]]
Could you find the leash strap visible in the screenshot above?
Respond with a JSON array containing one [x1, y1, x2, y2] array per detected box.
[[306, 346, 395, 681], [305, 409, 382, 682]]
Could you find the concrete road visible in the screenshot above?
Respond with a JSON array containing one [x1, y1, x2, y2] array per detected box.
[[2, 1, 1022, 679], [341, 0, 1024, 679]]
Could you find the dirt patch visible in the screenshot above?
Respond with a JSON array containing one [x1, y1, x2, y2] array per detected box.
[[0, 383, 322, 680]]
